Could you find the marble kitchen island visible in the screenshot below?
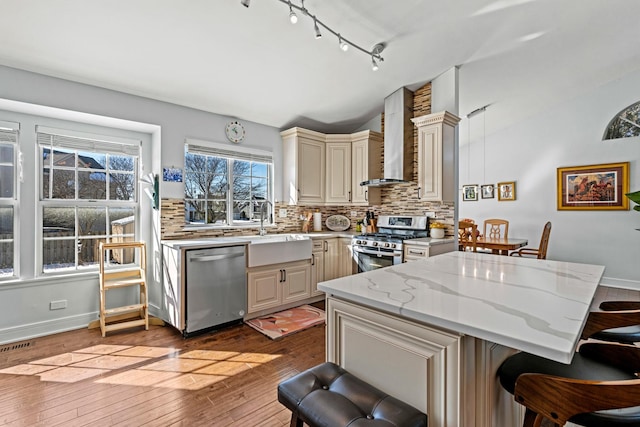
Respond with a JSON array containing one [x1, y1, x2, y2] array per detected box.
[[318, 251, 605, 427]]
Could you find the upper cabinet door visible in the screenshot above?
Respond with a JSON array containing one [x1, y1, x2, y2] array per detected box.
[[325, 139, 352, 204], [412, 112, 460, 202], [351, 131, 382, 205], [282, 128, 326, 205]]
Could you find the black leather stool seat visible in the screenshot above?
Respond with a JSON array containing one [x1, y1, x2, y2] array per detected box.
[[591, 325, 640, 344], [278, 362, 427, 427], [498, 350, 640, 426]]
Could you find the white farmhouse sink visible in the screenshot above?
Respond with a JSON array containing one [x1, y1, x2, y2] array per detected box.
[[243, 234, 312, 267]]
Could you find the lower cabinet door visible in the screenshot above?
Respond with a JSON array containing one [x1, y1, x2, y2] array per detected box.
[[247, 268, 282, 314], [282, 262, 311, 304]]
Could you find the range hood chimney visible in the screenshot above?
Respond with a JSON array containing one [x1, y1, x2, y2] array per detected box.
[[360, 87, 414, 186]]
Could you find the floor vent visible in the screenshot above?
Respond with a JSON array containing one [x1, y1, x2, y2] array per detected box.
[[0, 341, 33, 353]]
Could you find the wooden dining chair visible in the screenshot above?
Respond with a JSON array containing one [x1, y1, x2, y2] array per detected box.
[[510, 221, 551, 259], [498, 307, 640, 427], [458, 220, 477, 252], [483, 218, 509, 239]]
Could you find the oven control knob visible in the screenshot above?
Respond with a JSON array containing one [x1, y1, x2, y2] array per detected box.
[[391, 243, 397, 249], [372, 242, 378, 247], [355, 240, 361, 245], [384, 242, 390, 248]]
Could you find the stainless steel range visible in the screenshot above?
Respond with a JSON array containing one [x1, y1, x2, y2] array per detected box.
[[352, 215, 429, 272]]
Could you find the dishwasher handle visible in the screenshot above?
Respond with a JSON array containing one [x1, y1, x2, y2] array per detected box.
[[189, 252, 245, 263]]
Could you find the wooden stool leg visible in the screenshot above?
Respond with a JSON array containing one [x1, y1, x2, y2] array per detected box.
[[289, 413, 303, 427]]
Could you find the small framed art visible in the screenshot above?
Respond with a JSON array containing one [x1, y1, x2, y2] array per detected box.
[[481, 184, 495, 199], [462, 185, 479, 201], [497, 181, 516, 201], [163, 167, 183, 182]]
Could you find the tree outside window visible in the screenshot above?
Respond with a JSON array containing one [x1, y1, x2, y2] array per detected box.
[[185, 150, 272, 226]]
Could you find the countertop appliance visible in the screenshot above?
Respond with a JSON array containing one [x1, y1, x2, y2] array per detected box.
[[185, 245, 246, 336], [352, 215, 429, 272]]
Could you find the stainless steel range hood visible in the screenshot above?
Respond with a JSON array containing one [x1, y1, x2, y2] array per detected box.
[[360, 87, 414, 187]]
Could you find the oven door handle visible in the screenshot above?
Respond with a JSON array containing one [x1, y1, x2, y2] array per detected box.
[[352, 246, 400, 257]]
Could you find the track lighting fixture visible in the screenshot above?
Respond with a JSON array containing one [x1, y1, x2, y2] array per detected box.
[[240, 0, 385, 70], [288, 2, 298, 24], [371, 43, 385, 71]]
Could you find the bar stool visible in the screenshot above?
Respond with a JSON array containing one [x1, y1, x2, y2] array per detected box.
[[498, 308, 640, 426]]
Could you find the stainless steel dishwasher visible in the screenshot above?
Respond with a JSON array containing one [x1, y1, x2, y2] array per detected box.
[[184, 245, 246, 336]]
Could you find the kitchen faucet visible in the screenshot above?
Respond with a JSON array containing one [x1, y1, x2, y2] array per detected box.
[[259, 201, 273, 236]]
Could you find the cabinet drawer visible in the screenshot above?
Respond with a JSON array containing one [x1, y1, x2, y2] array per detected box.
[[403, 246, 429, 261]]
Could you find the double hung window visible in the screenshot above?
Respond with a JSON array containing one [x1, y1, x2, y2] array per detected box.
[[0, 121, 18, 278], [184, 141, 273, 226], [38, 127, 140, 273]]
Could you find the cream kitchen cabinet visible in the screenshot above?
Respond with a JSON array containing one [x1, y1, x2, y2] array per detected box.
[[338, 237, 355, 277], [247, 260, 311, 315], [281, 127, 382, 206], [403, 241, 456, 262], [325, 131, 383, 206], [351, 130, 382, 205], [310, 240, 325, 297], [411, 111, 460, 202], [325, 137, 352, 204], [281, 127, 326, 205], [311, 237, 353, 296]]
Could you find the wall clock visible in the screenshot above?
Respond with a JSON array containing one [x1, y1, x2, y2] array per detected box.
[[225, 120, 245, 143]]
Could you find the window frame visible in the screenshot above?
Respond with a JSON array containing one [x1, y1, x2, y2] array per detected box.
[[603, 100, 640, 140], [37, 126, 141, 275], [0, 120, 19, 280], [184, 139, 274, 228]]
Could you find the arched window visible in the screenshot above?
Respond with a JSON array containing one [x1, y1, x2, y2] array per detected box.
[[603, 101, 640, 140]]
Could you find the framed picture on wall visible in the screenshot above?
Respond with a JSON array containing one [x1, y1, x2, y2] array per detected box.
[[462, 185, 479, 201], [481, 184, 495, 199], [497, 181, 516, 201], [557, 162, 629, 210]]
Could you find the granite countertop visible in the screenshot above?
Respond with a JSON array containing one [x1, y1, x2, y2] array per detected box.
[[318, 251, 605, 364]]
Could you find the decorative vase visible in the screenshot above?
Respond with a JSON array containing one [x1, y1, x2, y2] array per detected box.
[[431, 228, 445, 239]]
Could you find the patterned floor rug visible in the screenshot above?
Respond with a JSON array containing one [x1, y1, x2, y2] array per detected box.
[[245, 305, 325, 340]]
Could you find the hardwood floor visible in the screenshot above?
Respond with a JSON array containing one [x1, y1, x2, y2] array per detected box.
[[0, 318, 326, 426]]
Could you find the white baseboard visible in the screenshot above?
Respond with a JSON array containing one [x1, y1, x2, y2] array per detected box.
[[600, 276, 640, 291], [0, 312, 97, 345]]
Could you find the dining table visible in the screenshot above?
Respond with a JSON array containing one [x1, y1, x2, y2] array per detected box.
[[474, 237, 528, 255]]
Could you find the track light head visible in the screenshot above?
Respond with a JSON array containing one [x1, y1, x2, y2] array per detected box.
[[241, 0, 250, 7], [288, 3, 298, 23], [371, 57, 379, 71], [338, 35, 349, 52], [313, 18, 321, 39]]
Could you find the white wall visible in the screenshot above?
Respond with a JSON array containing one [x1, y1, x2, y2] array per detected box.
[[0, 65, 285, 344], [458, 67, 640, 288]]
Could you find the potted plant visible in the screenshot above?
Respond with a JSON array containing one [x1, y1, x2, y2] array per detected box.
[[627, 191, 640, 230], [430, 222, 446, 239]]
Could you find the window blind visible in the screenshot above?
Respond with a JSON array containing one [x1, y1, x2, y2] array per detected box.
[[185, 139, 273, 164], [36, 126, 140, 156], [0, 120, 19, 144]]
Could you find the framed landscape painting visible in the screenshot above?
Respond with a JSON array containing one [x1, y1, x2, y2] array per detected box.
[[557, 162, 629, 210]]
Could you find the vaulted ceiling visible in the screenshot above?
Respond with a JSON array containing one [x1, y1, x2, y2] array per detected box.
[[1, 0, 639, 133]]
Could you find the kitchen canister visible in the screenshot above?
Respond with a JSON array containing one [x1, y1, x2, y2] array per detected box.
[[313, 212, 322, 232]]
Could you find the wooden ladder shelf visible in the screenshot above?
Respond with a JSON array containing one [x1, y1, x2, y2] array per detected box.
[[97, 241, 149, 337]]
